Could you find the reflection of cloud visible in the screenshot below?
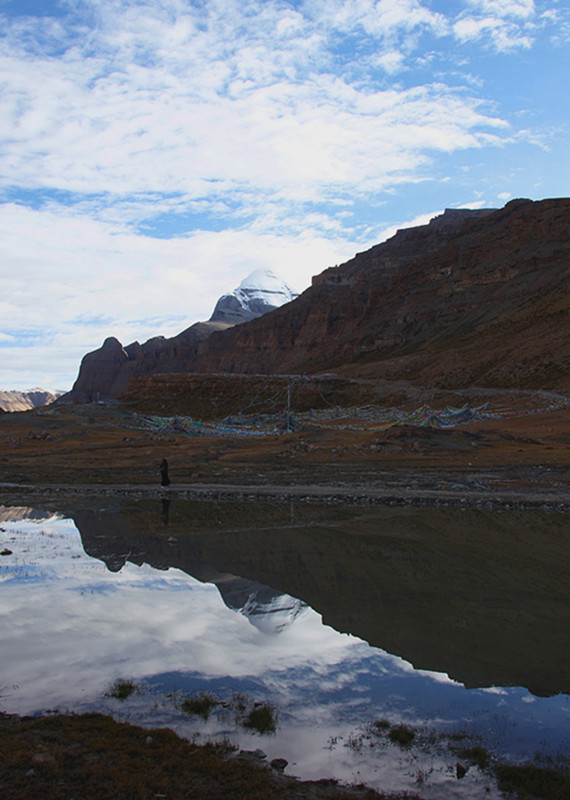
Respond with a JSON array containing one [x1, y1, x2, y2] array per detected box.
[[2, 513, 569, 798], [0, 520, 359, 713]]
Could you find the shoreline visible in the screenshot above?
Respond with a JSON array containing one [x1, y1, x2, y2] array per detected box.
[[1, 478, 569, 512]]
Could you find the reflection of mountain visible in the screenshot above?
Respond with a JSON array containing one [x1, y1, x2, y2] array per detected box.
[[214, 575, 308, 634], [72, 502, 570, 697], [74, 509, 307, 634]]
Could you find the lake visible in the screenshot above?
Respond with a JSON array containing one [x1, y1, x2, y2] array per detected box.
[[1, 497, 569, 799]]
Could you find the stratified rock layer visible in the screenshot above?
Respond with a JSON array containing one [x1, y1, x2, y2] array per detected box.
[[70, 199, 570, 402], [70, 269, 297, 402], [197, 200, 569, 390]]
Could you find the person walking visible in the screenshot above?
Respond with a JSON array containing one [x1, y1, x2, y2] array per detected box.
[[160, 458, 170, 486]]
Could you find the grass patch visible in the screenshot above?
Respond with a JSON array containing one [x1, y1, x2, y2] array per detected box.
[[494, 764, 570, 800], [105, 679, 137, 701], [371, 718, 391, 734], [180, 693, 219, 720], [388, 724, 415, 748], [241, 703, 277, 735], [457, 745, 489, 770]]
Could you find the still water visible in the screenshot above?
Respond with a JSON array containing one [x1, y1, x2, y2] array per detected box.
[[1, 498, 569, 798]]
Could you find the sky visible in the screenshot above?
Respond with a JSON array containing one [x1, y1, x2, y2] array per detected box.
[[1, 0, 569, 391]]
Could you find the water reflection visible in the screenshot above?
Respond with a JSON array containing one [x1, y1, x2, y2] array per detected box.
[[71, 498, 570, 696], [1, 500, 569, 799]]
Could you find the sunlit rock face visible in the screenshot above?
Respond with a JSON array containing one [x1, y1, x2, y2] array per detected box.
[[0, 388, 64, 413], [210, 269, 299, 325]]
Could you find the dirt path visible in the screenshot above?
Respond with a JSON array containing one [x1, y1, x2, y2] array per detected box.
[[2, 475, 568, 511]]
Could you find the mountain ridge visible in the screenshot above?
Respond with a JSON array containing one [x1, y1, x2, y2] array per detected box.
[[0, 388, 64, 413], [192, 198, 570, 390], [70, 198, 570, 403], [70, 269, 296, 402]]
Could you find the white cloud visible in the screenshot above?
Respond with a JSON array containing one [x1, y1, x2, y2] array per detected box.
[[453, 0, 537, 50], [311, 0, 448, 38], [0, 0, 509, 219], [463, 0, 535, 20], [0, 0, 558, 390], [453, 15, 533, 49], [0, 202, 358, 389]]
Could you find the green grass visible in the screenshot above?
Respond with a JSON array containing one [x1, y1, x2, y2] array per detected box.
[[241, 703, 277, 734], [180, 693, 219, 720], [494, 764, 570, 800], [456, 745, 489, 769], [371, 718, 391, 734], [388, 724, 415, 748], [105, 679, 137, 701]]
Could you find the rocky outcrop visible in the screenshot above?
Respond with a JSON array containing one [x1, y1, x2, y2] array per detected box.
[[69, 321, 231, 403], [70, 199, 570, 402], [0, 388, 64, 413], [70, 270, 297, 402], [195, 199, 570, 391]]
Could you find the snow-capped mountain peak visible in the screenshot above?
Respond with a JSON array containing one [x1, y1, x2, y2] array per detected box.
[[210, 269, 299, 325]]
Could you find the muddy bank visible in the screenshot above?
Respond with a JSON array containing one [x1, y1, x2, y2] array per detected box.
[[1, 473, 568, 512]]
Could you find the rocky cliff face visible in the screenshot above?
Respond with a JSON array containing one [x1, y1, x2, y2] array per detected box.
[[69, 321, 231, 403], [196, 199, 570, 391], [70, 199, 570, 401], [70, 270, 296, 402]]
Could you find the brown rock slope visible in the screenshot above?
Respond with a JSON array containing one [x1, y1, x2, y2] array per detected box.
[[71, 321, 232, 403], [197, 199, 569, 389], [69, 198, 569, 402]]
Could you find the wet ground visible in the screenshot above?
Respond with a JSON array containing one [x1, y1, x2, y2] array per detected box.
[[1, 395, 569, 798], [1, 498, 569, 799]]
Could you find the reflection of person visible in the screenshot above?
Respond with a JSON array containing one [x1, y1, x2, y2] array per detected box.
[[161, 498, 170, 525], [160, 458, 170, 486]]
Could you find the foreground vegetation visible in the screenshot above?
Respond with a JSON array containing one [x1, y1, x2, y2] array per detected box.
[[0, 711, 417, 800], [2, 709, 570, 800]]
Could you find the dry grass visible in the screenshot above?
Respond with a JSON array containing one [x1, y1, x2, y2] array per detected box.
[[0, 398, 569, 490], [0, 712, 417, 800]]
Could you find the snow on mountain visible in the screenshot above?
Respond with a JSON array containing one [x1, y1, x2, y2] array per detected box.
[[210, 269, 299, 325], [0, 388, 64, 413], [214, 575, 309, 634]]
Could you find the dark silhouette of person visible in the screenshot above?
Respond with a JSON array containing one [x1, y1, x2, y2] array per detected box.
[[160, 498, 170, 525], [160, 458, 170, 486]]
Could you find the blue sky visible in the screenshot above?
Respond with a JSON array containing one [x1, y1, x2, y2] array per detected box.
[[1, 0, 569, 390]]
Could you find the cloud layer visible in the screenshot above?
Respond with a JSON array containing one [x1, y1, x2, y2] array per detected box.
[[0, 0, 567, 389]]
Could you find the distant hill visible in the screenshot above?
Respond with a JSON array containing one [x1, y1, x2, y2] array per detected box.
[[0, 388, 64, 413], [70, 198, 570, 403]]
